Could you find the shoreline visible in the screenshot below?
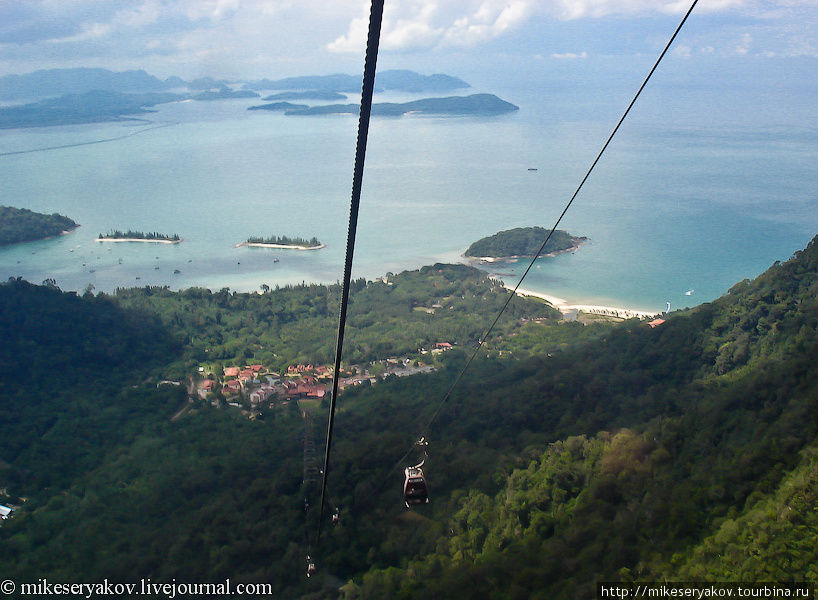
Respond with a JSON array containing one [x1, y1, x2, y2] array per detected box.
[[235, 242, 326, 251], [509, 285, 661, 319], [95, 238, 181, 244]]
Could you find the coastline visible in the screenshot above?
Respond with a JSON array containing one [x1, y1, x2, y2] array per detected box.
[[509, 285, 661, 319], [463, 236, 588, 264], [95, 238, 181, 244], [235, 242, 326, 251]]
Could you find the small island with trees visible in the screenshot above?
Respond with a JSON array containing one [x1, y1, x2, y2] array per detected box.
[[0, 206, 79, 246], [236, 235, 325, 250], [464, 226, 587, 261], [96, 230, 181, 244]]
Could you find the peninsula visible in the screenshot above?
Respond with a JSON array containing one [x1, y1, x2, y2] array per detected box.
[[465, 227, 587, 261], [96, 230, 181, 244], [236, 235, 325, 250], [0, 206, 78, 246]]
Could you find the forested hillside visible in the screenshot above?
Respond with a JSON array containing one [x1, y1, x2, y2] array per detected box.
[[1, 237, 817, 598], [351, 238, 818, 598], [0, 206, 78, 245]]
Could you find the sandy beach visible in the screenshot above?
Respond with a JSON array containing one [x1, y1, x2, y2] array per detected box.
[[95, 237, 180, 244], [235, 242, 326, 250], [511, 286, 661, 319]]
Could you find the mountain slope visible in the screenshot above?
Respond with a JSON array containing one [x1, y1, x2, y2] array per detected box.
[[349, 237, 818, 599]]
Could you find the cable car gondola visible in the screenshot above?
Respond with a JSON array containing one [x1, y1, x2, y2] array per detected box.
[[403, 437, 430, 507]]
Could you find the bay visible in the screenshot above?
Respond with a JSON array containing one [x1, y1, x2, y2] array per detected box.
[[1, 81, 816, 313]]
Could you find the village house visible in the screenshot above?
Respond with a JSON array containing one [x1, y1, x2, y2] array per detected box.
[[199, 379, 216, 399], [223, 366, 240, 377], [250, 386, 276, 405], [223, 380, 241, 395], [0, 505, 13, 520], [431, 342, 454, 354]]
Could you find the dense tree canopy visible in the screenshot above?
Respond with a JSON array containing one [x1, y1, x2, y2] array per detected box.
[[2, 237, 818, 598], [465, 227, 583, 258], [0, 206, 78, 246]]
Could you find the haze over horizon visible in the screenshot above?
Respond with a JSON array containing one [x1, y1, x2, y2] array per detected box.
[[2, 1, 817, 90]]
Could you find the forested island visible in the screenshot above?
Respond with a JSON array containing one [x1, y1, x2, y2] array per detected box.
[[237, 235, 324, 249], [97, 230, 181, 243], [273, 93, 518, 117], [0, 206, 78, 245], [0, 90, 182, 129], [465, 226, 587, 259]]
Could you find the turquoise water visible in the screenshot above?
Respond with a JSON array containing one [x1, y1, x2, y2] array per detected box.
[[2, 83, 817, 312]]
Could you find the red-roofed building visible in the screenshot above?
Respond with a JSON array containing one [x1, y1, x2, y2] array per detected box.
[[224, 366, 240, 377], [648, 318, 666, 328], [223, 380, 241, 395]]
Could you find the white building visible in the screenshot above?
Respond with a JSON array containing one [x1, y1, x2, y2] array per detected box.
[[0, 505, 13, 520]]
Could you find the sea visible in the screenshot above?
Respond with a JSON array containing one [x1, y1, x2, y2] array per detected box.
[[2, 73, 817, 313]]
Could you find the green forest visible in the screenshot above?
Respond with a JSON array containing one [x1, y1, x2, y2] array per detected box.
[[465, 227, 584, 258], [0, 206, 78, 246], [98, 229, 180, 241], [245, 235, 322, 247], [2, 236, 818, 598]]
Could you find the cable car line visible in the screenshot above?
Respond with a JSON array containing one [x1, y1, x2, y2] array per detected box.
[[374, 0, 701, 505], [306, 0, 699, 569], [316, 0, 385, 549]]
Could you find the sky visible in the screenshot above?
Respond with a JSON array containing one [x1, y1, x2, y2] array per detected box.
[[1, 0, 818, 86]]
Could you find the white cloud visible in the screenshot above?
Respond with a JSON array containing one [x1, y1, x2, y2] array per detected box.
[[4, 0, 818, 79], [441, 1, 534, 46], [735, 31, 752, 54], [45, 21, 112, 44], [551, 51, 588, 59], [549, 0, 747, 20], [328, 0, 536, 53], [183, 0, 241, 22]]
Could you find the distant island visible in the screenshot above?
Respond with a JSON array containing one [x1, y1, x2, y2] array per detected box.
[[465, 227, 587, 260], [247, 102, 308, 112], [0, 68, 478, 128], [236, 235, 325, 250], [0, 206, 78, 246], [0, 90, 183, 129], [262, 91, 347, 101], [96, 230, 181, 244], [269, 94, 518, 117], [243, 70, 469, 94], [191, 86, 259, 101]]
